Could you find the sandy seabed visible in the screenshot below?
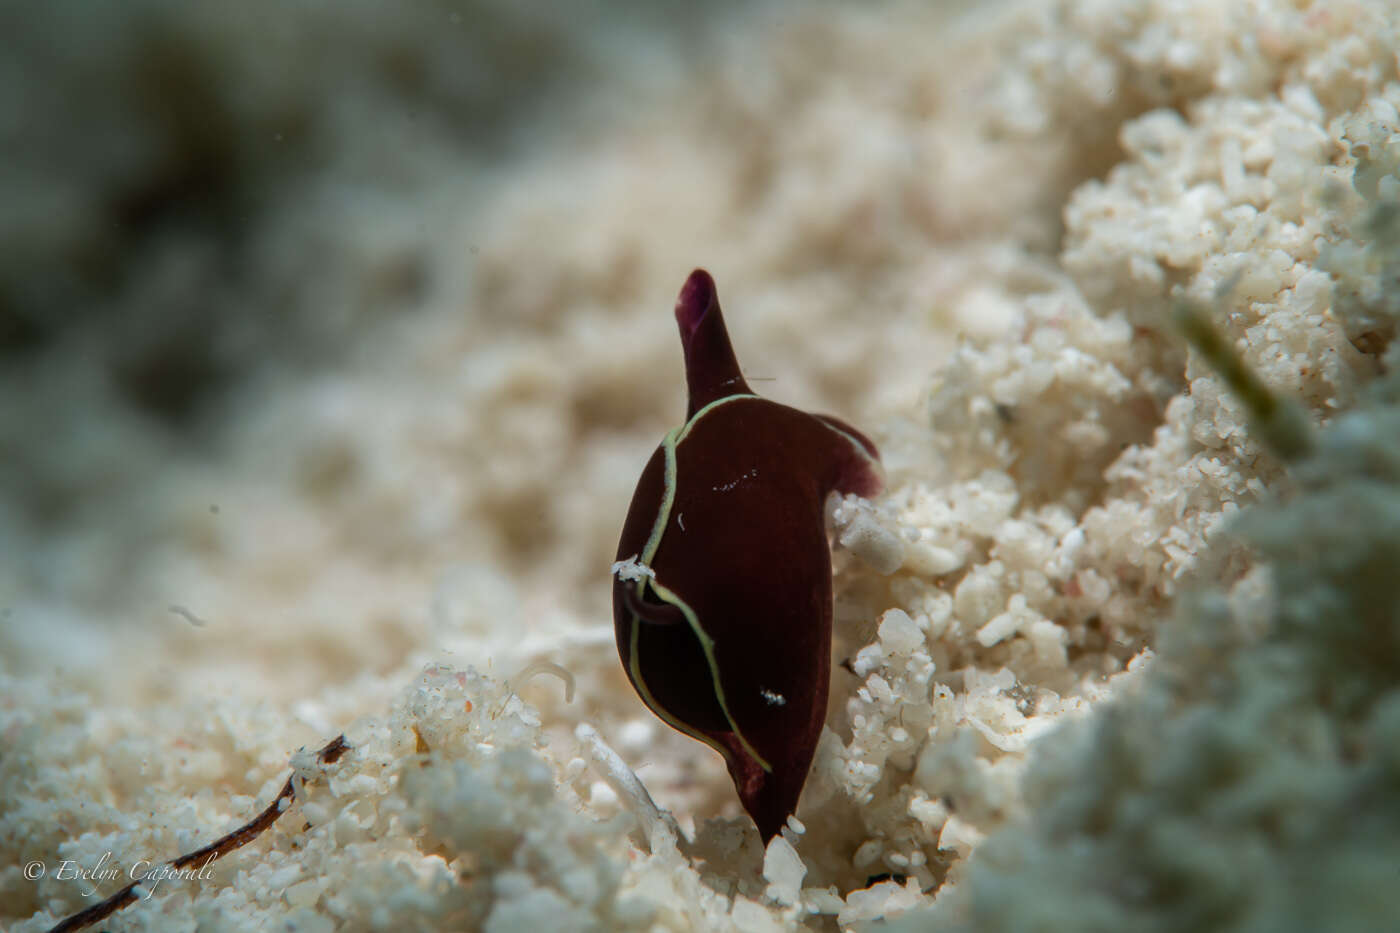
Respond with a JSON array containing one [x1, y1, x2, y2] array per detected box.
[[4, 0, 1400, 930]]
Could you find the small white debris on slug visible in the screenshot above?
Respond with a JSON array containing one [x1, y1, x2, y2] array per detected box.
[[610, 555, 656, 582], [713, 468, 759, 493], [760, 688, 787, 706]]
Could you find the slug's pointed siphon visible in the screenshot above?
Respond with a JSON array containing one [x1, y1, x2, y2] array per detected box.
[[613, 269, 883, 841]]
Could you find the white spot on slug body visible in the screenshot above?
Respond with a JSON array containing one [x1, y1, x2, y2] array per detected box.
[[760, 688, 786, 706], [713, 468, 759, 493], [611, 556, 656, 582]]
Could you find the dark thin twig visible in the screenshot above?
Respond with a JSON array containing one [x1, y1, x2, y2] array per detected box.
[[47, 734, 349, 933]]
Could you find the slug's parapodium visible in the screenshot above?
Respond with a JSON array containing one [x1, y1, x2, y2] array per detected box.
[[613, 269, 883, 841]]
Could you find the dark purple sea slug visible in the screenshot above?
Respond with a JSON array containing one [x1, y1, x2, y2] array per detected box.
[[613, 269, 884, 840]]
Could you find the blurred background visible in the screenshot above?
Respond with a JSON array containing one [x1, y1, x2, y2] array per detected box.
[[1, 0, 985, 707]]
